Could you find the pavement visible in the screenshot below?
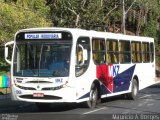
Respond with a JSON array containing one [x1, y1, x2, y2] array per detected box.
[[0, 94, 31, 109]]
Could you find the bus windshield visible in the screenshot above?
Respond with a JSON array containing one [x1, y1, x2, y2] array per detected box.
[[13, 42, 71, 77]]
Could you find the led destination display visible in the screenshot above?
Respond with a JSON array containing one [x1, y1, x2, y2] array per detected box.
[[25, 33, 62, 39]]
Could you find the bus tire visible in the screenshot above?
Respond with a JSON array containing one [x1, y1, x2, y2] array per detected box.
[[127, 79, 138, 100], [35, 103, 51, 110], [83, 83, 98, 108]]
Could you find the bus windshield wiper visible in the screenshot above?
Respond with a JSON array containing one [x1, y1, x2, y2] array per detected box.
[[38, 44, 44, 76]]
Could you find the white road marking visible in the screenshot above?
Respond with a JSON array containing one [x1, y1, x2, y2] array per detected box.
[[82, 107, 106, 115], [139, 94, 151, 99]]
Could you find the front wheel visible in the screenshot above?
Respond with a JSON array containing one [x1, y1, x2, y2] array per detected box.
[[83, 84, 98, 108], [126, 79, 138, 100]]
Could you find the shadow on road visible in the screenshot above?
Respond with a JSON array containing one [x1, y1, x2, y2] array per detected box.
[[37, 103, 79, 113]]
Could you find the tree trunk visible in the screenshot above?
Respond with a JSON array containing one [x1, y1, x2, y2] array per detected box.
[[136, 9, 143, 36]]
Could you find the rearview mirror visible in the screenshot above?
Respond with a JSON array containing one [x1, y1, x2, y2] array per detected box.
[[5, 41, 14, 64], [77, 44, 88, 65], [83, 49, 88, 61]]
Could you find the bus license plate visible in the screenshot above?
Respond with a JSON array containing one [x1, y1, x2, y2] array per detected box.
[[33, 93, 44, 97]]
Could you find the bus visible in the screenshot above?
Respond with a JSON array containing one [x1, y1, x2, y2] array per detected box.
[[5, 27, 157, 109]]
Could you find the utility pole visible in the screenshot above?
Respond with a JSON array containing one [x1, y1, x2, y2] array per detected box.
[[122, 0, 136, 34]]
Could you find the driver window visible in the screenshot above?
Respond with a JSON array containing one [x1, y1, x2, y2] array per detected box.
[[75, 37, 90, 77]]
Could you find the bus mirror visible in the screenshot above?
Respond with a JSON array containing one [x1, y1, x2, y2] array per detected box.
[[77, 44, 88, 66], [5, 41, 14, 64], [83, 49, 88, 61]]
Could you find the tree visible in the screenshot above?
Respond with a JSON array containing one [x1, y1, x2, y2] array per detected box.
[[47, 0, 122, 31], [0, 0, 52, 43], [0, 0, 52, 69]]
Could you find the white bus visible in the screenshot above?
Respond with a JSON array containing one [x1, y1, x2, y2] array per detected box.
[[5, 27, 156, 109]]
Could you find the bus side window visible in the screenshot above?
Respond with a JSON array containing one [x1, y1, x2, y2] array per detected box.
[[106, 39, 119, 64], [131, 41, 142, 63], [150, 42, 154, 63], [142, 42, 150, 62], [92, 38, 106, 64], [119, 40, 131, 63]]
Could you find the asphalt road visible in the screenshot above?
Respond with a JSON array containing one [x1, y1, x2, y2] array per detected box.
[[0, 83, 160, 120]]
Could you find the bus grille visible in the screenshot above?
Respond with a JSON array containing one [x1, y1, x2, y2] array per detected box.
[[16, 84, 36, 90], [19, 95, 62, 100], [26, 81, 53, 83], [42, 85, 63, 91]]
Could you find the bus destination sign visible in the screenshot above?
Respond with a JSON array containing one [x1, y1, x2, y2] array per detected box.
[[25, 33, 62, 39]]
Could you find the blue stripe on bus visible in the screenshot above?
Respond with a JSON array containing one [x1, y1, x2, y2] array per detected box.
[[78, 92, 90, 100], [100, 84, 111, 94], [113, 65, 136, 93]]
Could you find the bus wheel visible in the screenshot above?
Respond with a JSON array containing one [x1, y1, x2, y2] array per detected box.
[[127, 79, 138, 100], [83, 84, 98, 108], [35, 103, 51, 110]]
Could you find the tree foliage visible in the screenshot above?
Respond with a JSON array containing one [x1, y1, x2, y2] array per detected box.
[[46, 0, 160, 37], [0, 0, 52, 43], [1, 0, 159, 42], [47, 0, 121, 31], [0, 0, 52, 69]]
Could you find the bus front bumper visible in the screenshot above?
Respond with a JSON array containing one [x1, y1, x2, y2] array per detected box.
[[11, 85, 76, 103]]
